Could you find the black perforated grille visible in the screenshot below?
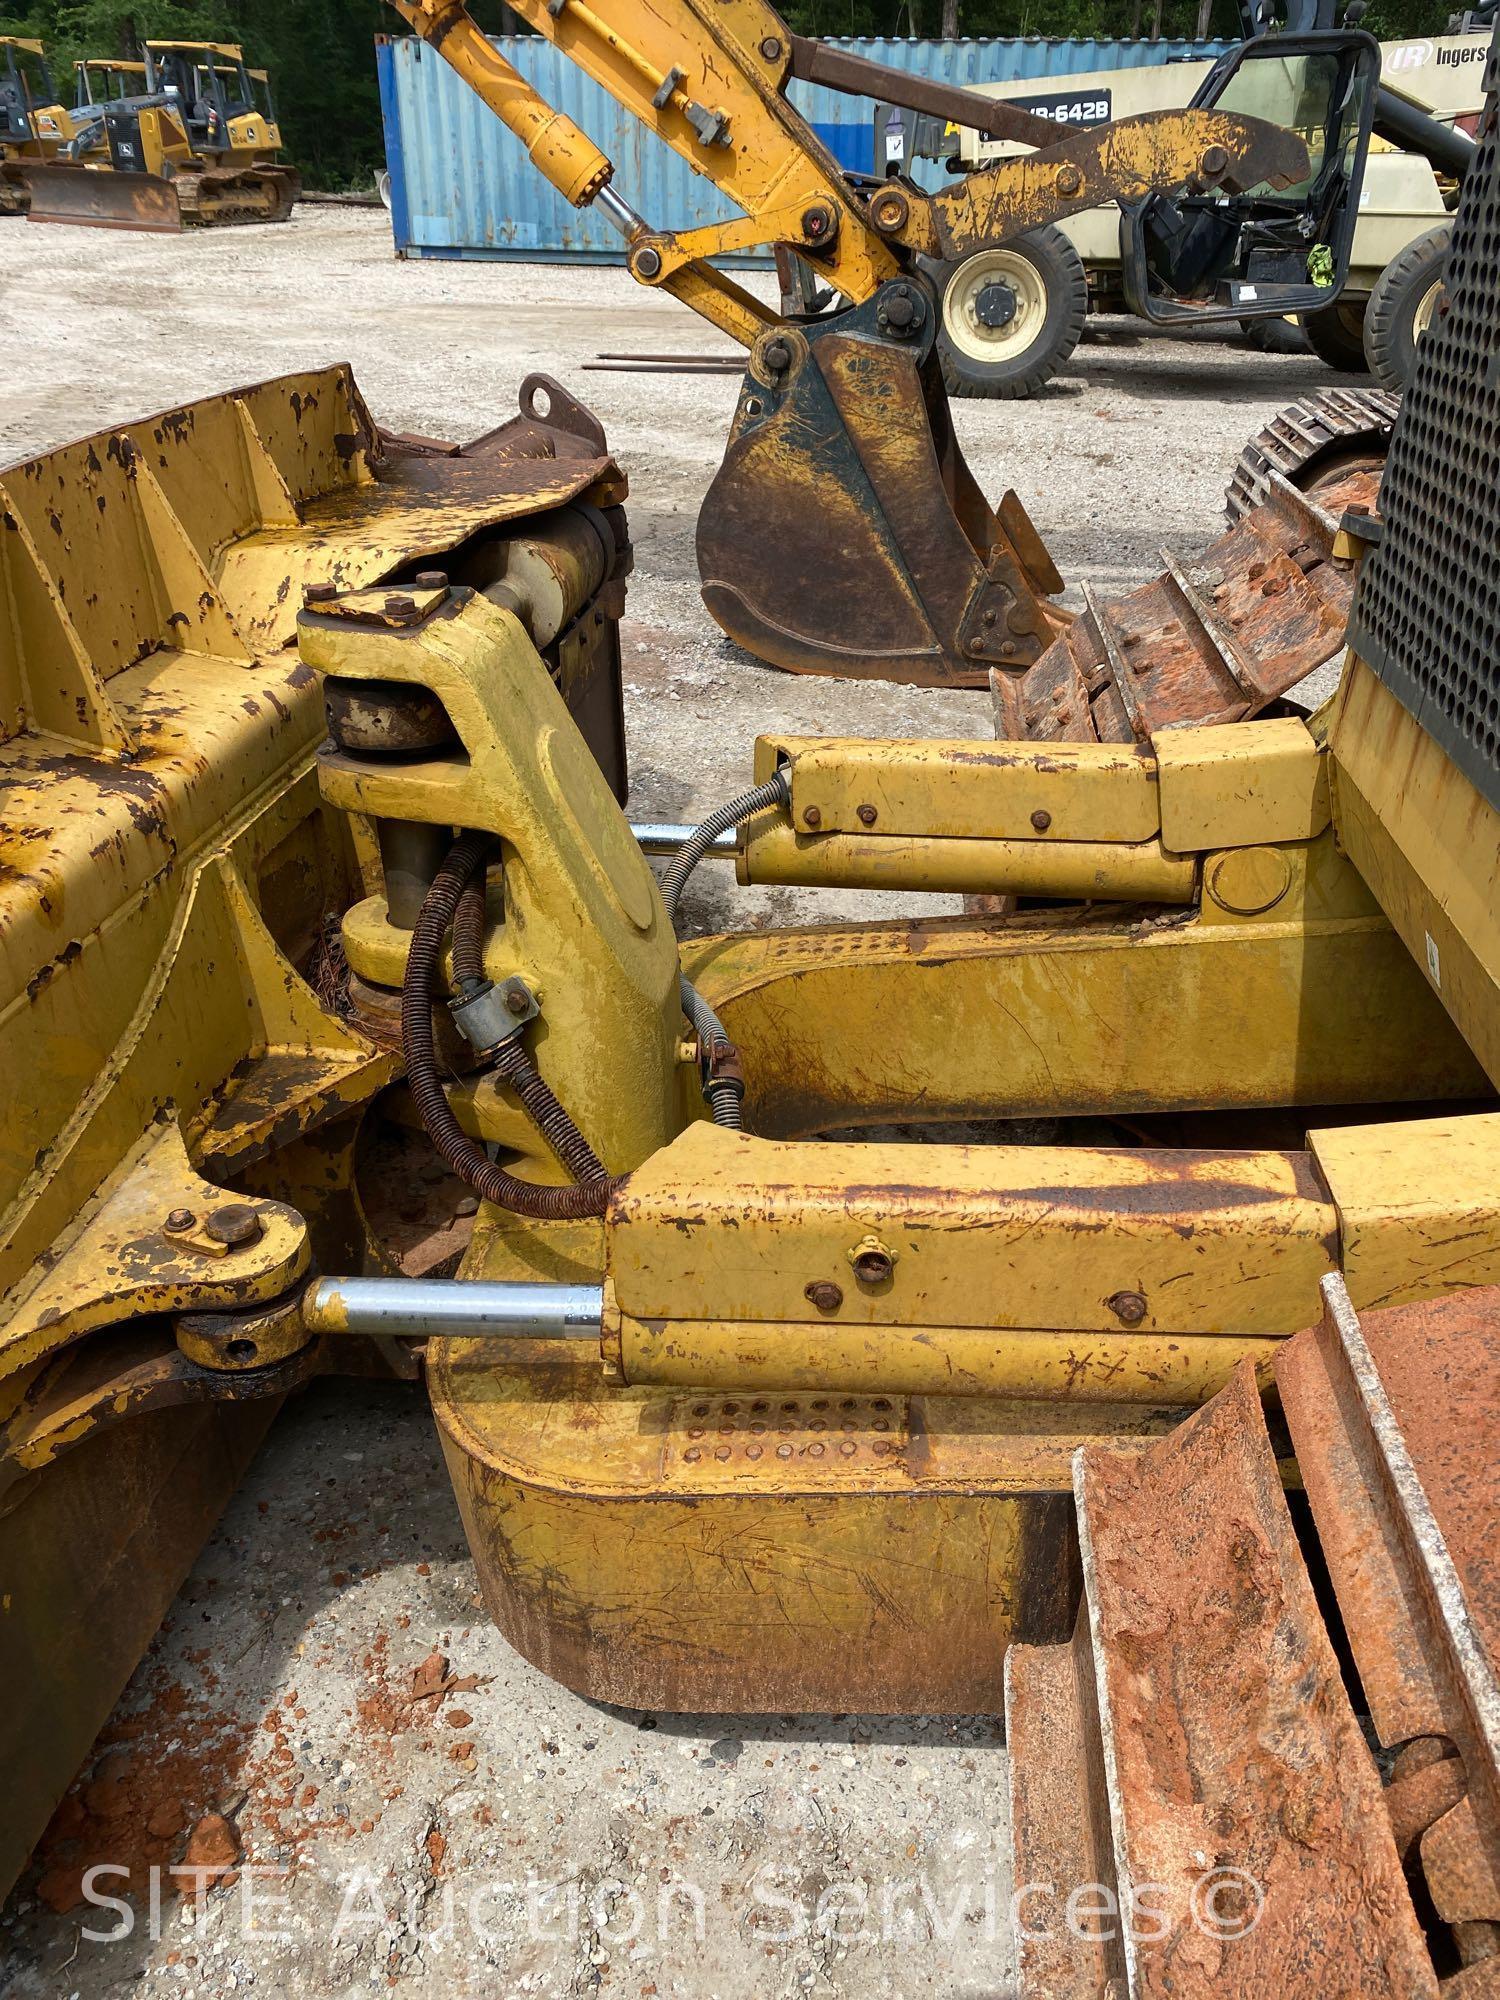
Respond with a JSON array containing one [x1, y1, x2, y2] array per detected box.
[[1346, 24, 1500, 812]]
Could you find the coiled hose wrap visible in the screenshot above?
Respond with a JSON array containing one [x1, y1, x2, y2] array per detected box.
[[659, 770, 790, 928], [401, 829, 620, 1219]]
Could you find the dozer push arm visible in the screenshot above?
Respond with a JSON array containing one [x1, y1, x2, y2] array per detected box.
[[387, 0, 1310, 347]]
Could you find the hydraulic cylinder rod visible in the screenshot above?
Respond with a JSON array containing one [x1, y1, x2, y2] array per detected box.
[[305, 1276, 604, 1341]]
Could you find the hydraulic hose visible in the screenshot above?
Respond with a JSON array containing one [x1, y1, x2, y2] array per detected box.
[[659, 770, 790, 928], [401, 830, 620, 1219], [660, 771, 791, 1129]]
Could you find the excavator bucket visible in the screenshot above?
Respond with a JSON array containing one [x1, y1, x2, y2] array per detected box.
[[23, 161, 181, 232], [697, 282, 1070, 689]]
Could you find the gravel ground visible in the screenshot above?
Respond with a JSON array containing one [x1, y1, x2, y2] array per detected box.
[[0, 206, 1361, 1998]]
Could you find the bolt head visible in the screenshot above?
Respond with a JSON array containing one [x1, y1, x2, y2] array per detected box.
[[856, 804, 877, 827], [205, 1203, 263, 1249], [504, 986, 530, 1016], [759, 35, 782, 58], [763, 338, 791, 373], [1201, 144, 1229, 179], [883, 292, 917, 330], [800, 206, 830, 240], [1055, 163, 1082, 195], [804, 1280, 843, 1311], [414, 570, 448, 590], [634, 245, 663, 278], [165, 1207, 196, 1232], [1031, 808, 1052, 833], [1106, 1289, 1148, 1326], [303, 582, 337, 605], [802, 805, 822, 829], [1000, 640, 1018, 659], [384, 593, 417, 617]]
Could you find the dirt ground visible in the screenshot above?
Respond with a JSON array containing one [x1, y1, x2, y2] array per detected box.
[[0, 207, 1361, 1999]]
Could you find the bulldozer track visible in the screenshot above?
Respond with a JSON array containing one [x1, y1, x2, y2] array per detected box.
[[1225, 384, 1401, 522]]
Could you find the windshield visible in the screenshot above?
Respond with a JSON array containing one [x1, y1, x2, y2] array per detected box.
[[1210, 49, 1369, 200]]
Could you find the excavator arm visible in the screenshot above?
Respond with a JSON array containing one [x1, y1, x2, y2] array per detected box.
[[390, 0, 1305, 341], [387, 0, 1310, 685]]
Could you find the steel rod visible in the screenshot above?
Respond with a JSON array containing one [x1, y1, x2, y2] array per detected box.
[[304, 1276, 603, 1341], [632, 822, 738, 858]]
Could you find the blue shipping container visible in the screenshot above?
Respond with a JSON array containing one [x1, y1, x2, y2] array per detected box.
[[376, 32, 1232, 264]]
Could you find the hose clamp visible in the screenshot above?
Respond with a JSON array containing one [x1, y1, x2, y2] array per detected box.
[[449, 976, 539, 1055]]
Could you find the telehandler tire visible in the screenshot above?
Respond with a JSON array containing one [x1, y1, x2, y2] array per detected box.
[[1364, 226, 1450, 388], [934, 226, 1087, 400], [1301, 297, 1371, 373]]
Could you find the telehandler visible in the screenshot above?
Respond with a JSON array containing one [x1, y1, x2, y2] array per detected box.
[[1, 14, 1497, 1997], [895, 10, 1484, 395]]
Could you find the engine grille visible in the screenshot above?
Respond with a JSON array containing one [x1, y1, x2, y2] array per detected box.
[[1347, 26, 1500, 813]]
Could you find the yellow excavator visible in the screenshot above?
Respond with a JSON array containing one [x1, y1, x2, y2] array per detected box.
[[384, 0, 1394, 694], [22, 39, 299, 231]]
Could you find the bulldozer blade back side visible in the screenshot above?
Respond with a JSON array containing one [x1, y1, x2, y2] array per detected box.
[[697, 280, 1069, 689], [23, 161, 180, 232]]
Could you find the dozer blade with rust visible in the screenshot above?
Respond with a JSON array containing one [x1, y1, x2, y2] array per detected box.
[[23, 160, 180, 232], [697, 281, 1070, 690]]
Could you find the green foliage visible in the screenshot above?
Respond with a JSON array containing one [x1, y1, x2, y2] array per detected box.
[[0, 0, 1456, 188]]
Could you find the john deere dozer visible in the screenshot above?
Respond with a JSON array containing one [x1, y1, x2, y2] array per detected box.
[[0, 36, 75, 216], [387, 0, 1388, 694], [3, 12, 1500, 1995], [21, 40, 299, 232]]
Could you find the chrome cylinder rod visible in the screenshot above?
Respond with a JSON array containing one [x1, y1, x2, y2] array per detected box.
[[632, 822, 738, 859], [304, 1277, 603, 1342]]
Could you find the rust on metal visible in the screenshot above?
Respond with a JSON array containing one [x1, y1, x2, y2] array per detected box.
[[1074, 1362, 1438, 1996], [698, 289, 1069, 688], [1001, 461, 1381, 741], [1276, 1277, 1500, 1935]]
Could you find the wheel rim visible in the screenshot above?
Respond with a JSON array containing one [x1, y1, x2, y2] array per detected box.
[[942, 247, 1049, 368], [1413, 276, 1443, 343]]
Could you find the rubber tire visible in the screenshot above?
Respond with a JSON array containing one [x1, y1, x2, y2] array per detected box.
[[934, 227, 1087, 400], [1363, 226, 1451, 389], [1301, 299, 1370, 373], [1242, 315, 1310, 356]]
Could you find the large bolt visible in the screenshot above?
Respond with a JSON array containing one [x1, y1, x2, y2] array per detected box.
[[414, 570, 449, 590], [883, 290, 917, 330], [1055, 163, 1082, 196], [504, 986, 530, 1016], [763, 338, 792, 373], [759, 35, 782, 58], [802, 805, 822, 829], [804, 1280, 843, 1311], [303, 581, 337, 605], [801, 205, 833, 241], [1031, 808, 1052, 832], [206, 1204, 263, 1249], [633, 244, 663, 278], [1106, 1289, 1148, 1326], [384, 593, 417, 617], [857, 804, 878, 827], [165, 1207, 196, 1233], [1200, 144, 1229, 179]]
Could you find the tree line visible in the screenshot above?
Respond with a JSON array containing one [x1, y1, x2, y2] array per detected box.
[[0, 0, 1450, 187]]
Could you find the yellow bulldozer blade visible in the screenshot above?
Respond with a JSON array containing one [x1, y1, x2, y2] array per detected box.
[[23, 161, 181, 233]]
